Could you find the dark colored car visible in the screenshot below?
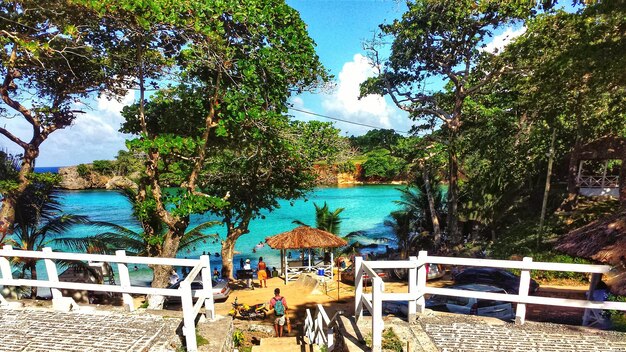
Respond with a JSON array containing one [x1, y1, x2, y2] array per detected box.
[[164, 278, 231, 306], [340, 264, 388, 284], [426, 284, 515, 320], [453, 268, 539, 295]]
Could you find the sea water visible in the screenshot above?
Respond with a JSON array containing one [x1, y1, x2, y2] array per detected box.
[[25, 185, 405, 286]]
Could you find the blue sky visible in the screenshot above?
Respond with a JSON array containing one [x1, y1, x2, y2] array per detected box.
[[2, 1, 529, 167]]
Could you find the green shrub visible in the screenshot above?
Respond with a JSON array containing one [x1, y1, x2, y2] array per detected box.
[[232, 329, 245, 347], [362, 149, 406, 180], [607, 294, 626, 332], [382, 328, 403, 352], [76, 164, 90, 177], [337, 161, 356, 174], [92, 159, 116, 175]]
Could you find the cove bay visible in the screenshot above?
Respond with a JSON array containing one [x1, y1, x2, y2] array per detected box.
[[55, 185, 403, 276]]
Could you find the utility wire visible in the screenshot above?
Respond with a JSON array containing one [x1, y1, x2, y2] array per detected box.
[[288, 106, 411, 135]]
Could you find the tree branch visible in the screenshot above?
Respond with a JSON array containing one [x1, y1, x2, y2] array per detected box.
[[0, 126, 28, 149]]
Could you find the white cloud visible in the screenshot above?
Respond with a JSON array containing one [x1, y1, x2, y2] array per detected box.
[[483, 26, 527, 54], [320, 54, 406, 135], [7, 92, 137, 167]]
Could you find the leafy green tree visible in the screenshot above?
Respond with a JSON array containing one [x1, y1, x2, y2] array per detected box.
[[118, 0, 328, 282], [361, 0, 544, 244], [361, 149, 407, 180], [290, 120, 353, 165], [349, 129, 402, 154], [0, 1, 135, 232]]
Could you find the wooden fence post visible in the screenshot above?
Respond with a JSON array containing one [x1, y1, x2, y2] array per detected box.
[[515, 257, 532, 325], [354, 256, 363, 321], [115, 250, 135, 311], [43, 247, 62, 301], [199, 255, 214, 320], [408, 256, 418, 322], [371, 277, 383, 352], [180, 280, 198, 352], [416, 251, 427, 313]]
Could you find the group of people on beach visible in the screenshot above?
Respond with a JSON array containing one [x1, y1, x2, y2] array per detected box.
[[241, 256, 278, 289]]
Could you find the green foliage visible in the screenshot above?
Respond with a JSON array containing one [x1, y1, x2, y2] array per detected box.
[[349, 129, 402, 154], [196, 329, 209, 346], [382, 328, 403, 352], [607, 294, 626, 332], [337, 161, 356, 174], [92, 160, 116, 175], [232, 329, 245, 347], [290, 120, 351, 165], [361, 149, 406, 180], [76, 164, 91, 178]]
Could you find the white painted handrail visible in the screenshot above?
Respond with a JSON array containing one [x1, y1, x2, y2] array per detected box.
[[303, 303, 344, 351], [354, 251, 626, 352], [0, 246, 214, 352]]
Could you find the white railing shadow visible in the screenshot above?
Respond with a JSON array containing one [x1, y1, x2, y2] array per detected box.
[[354, 251, 626, 352], [0, 245, 214, 352], [303, 303, 344, 351]]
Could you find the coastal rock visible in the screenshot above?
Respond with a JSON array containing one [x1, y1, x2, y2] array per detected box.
[[58, 166, 109, 190], [106, 176, 138, 191]]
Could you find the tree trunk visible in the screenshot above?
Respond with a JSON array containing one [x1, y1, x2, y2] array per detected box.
[[221, 229, 244, 280], [619, 155, 626, 209], [0, 147, 37, 240], [447, 145, 460, 244], [30, 264, 37, 299], [422, 169, 441, 246], [147, 229, 182, 309]]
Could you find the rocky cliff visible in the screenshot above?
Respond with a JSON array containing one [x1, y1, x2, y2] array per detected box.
[[58, 166, 136, 190]]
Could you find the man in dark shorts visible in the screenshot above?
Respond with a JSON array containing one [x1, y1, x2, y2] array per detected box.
[[269, 288, 288, 337]]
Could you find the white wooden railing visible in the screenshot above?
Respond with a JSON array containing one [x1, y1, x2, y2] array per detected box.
[[0, 246, 214, 352], [577, 175, 620, 188], [285, 263, 334, 282], [303, 303, 344, 351], [354, 252, 626, 352]]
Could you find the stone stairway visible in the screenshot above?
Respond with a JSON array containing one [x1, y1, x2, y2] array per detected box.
[[250, 336, 322, 352]]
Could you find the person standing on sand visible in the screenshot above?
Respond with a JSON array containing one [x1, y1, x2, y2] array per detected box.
[[257, 257, 268, 288], [243, 259, 254, 289], [269, 288, 288, 337]]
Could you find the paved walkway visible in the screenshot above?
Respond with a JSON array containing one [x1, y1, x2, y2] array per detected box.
[[0, 308, 174, 352], [417, 315, 626, 352]]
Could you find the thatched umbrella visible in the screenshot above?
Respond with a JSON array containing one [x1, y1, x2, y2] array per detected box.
[[266, 226, 348, 284], [556, 209, 626, 295]]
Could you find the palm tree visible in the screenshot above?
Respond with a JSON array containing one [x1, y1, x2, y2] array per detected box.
[[393, 182, 445, 248], [6, 177, 93, 297], [59, 188, 222, 257], [293, 202, 345, 235]]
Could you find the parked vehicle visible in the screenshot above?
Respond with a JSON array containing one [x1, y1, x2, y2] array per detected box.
[[390, 263, 446, 281], [426, 284, 515, 320], [453, 267, 539, 294], [164, 278, 231, 306], [228, 297, 268, 320], [340, 263, 388, 284]]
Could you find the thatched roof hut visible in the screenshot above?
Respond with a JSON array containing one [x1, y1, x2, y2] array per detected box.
[[265, 226, 348, 249], [556, 209, 626, 295], [266, 226, 347, 284]]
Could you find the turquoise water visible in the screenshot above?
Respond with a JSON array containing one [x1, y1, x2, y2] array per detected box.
[[51, 185, 403, 277]]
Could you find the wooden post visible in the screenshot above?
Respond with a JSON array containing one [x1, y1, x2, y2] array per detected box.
[[515, 257, 532, 325], [354, 256, 363, 321], [115, 250, 135, 311], [583, 273, 602, 326], [200, 255, 214, 320], [538, 128, 557, 242], [408, 255, 418, 322], [43, 247, 62, 301], [416, 251, 427, 313], [371, 277, 383, 352], [181, 280, 198, 352], [0, 246, 13, 280]]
